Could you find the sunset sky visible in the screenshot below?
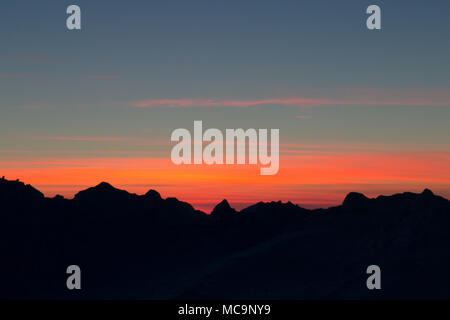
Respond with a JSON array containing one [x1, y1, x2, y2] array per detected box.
[[1, 0, 449, 212]]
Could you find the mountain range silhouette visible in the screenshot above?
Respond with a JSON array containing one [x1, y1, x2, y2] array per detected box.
[[1, 177, 450, 299]]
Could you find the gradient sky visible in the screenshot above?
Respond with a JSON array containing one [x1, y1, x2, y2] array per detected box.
[[1, 0, 450, 212]]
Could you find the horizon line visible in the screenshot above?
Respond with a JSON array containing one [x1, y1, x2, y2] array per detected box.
[[0, 176, 443, 214]]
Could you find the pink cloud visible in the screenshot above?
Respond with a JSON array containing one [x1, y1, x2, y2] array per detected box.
[[131, 89, 450, 108], [131, 98, 333, 108]]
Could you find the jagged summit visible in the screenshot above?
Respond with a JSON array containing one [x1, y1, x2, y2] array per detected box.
[[0, 177, 449, 215], [211, 199, 236, 217]]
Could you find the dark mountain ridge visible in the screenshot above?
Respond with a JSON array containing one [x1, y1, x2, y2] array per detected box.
[[0, 177, 449, 299]]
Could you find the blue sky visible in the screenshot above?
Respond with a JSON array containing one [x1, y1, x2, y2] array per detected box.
[[1, 0, 450, 147]]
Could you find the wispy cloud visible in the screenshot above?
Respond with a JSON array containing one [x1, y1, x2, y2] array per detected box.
[[15, 56, 53, 63], [131, 88, 450, 108], [33, 136, 133, 142], [15, 105, 49, 110], [0, 74, 35, 79], [1, 73, 120, 80], [30, 136, 170, 147], [131, 98, 333, 108], [87, 75, 120, 79]]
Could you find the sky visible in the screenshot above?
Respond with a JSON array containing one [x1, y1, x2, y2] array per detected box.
[[1, 0, 450, 212]]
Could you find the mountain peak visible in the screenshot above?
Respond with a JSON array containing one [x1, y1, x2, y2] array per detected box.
[[145, 189, 162, 201], [74, 181, 131, 202], [211, 199, 236, 217], [343, 192, 369, 208], [94, 182, 115, 190]]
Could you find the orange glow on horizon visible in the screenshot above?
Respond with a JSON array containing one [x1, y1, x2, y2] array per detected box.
[[1, 150, 449, 212]]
